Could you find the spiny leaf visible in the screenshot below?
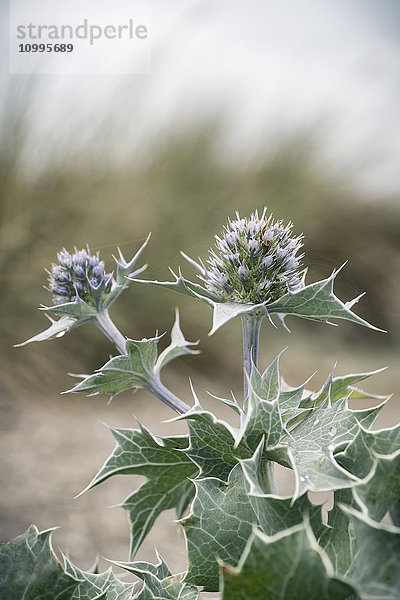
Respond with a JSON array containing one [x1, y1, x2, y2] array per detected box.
[[250, 354, 280, 402], [67, 336, 160, 397], [68, 312, 197, 400], [265, 265, 382, 331], [208, 302, 261, 336], [220, 523, 356, 600], [154, 309, 199, 375], [336, 422, 400, 477], [101, 235, 151, 309], [298, 366, 387, 411], [45, 296, 99, 318], [279, 383, 309, 410], [278, 378, 312, 428], [114, 234, 151, 287], [239, 440, 323, 536], [317, 489, 360, 577], [329, 368, 388, 404], [0, 526, 135, 600], [63, 557, 135, 600], [182, 464, 256, 591], [132, 265, 381, 334], [0, 526, 78, 600], [236, 377, 283, 452], [343, 506, 400, 600], [132, 269, 261, 335], [182, 441, 323, 593], [129, 271, 219, 303], [267, 396, 382, 498], [15, 314, 84, 346], [112, 556, 198, 600], [123, 478, 196, 560], [239, 438, 278, 496], [336, 423, 400, 521], [174, 404, 249, 480], [206, 390, 243, 416], [81, 424, 197, 558], [175, 482, 196, 520]]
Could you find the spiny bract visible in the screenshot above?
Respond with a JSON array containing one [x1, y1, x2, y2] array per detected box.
[[202, 208, 304, 304]]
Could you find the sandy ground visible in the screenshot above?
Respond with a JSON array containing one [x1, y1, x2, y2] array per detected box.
[[1, 342, 399, 597]]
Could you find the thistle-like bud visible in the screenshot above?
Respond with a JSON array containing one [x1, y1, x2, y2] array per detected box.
[[48, 246, 115, 307], [202, 209, 304, 304]]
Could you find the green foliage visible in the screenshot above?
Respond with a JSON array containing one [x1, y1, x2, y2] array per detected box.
[[132, 263, 381, 335], [68, 311, 198, 400], [0, 526, 135, 600], [80, 423, 197, 558], [0, 527, 198, 600], [69, 355, 395, 597], [183, 464, 256, 590], [15, 314, 84, 345], [220, 523, 356, 600], [8, 216, 400, 599], [112, 555, 198, 600], [70, 336, 161, 396], [343, 507, 400, 599]]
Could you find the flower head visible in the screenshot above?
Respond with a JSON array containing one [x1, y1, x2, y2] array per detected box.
[[48, 246, 114, 307], [201, 209, 304, 304]]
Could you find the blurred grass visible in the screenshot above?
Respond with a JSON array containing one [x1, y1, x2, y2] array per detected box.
[[1, 81, 399, 399]]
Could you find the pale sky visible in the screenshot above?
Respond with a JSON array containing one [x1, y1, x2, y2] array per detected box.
[[2, 0, 400, 196]]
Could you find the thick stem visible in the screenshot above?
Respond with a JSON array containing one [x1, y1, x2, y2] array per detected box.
[[241, 314, 277, 491], [241, 313, 263, 411], [94, 310, 190, 415], [94, 310, 126, 354], [148, 377, 191, 415]]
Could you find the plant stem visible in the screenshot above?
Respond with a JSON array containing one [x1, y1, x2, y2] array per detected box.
[[241, 313, 263, 412], [94, 310, 126, 354], [241, 314, 277, 492], [149, 377, 191, 415], [94, 309, 190, 415]]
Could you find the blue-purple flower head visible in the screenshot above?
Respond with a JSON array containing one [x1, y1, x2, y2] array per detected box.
[[201, 209, 304, 304], [49, 246, 114, 307]]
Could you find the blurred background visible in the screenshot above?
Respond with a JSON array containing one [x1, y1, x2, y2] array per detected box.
[[1, 0, 400, 592]]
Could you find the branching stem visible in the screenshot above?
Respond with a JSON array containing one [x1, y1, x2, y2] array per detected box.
[[95, 310, 126, 354], [149, 377, 191, 415], [94, 310, 190, 414]]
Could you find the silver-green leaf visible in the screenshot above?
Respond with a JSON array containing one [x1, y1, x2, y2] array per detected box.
[[68, 312, 197, 400], [15, 314, 84, 346], [220, 522, 356, 600], [182, 464, 256, 591], [174, 404, 249, 480], [132, 265, 381, 334], [112, 555, 198, 600], [336, 423, 400, 521], [267, 397, 382, 498], [0, 526, 135, 600], [343, 506, 400, 600], [80, 424, 197, 558]]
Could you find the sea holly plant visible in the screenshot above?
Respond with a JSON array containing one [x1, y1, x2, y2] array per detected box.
[[2, 209, 399, 600]]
